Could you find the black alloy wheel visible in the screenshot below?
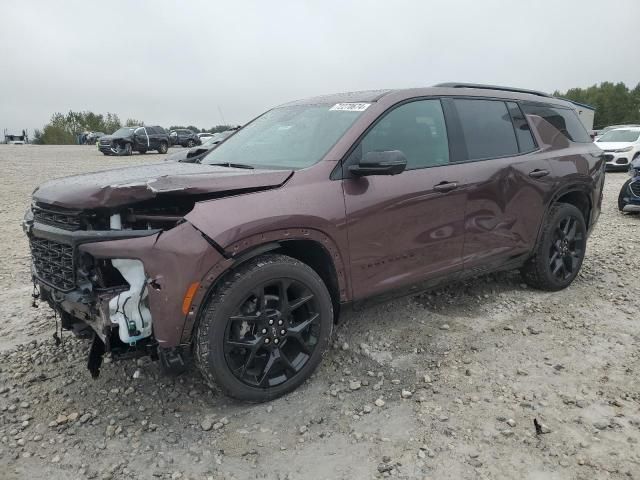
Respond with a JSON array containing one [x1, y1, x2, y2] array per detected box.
[[195, 254, 333, 402], [548, 215, 584, 281], [224, 278, 321, 388], [522, 203, 587, 291]]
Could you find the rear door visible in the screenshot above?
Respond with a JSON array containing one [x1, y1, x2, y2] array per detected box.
[[343, 98, 468, 300], [443, 98, 554, 272]]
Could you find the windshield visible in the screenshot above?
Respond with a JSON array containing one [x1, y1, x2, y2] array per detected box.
[[597, 130, 640, 143], [112, 127, 135, 136], [202, 104, 366, 169]]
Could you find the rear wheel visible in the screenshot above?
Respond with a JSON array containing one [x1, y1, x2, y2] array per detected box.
[[195, 254, 333, 402], [158, 141, 168, 154], [187, 139, 195, 148], [521, 203, 586, 291]]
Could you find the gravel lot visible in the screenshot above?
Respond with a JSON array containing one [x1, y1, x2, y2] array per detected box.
[[0, 144, 639, 480]]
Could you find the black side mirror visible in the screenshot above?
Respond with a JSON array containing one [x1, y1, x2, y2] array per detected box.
[[349, 150, 407, 176]]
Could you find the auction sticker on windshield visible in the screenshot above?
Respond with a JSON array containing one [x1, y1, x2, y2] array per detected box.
[[329, 103, 371, 112]]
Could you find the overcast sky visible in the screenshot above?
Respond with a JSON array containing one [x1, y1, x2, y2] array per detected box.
[[1, 0, 639, 134]]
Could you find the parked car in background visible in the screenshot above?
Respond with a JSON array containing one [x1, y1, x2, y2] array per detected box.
[[169, 129, 201, 147], [595, 127, 640, 171], [595, 124, 640, 141], [165, 130, 236, 162], [98, 126, 170, 155], [24, 83, 603, 401], [86, 132, 106, 144], [197, 132, 214, 142], [618, 156, 640, 213]]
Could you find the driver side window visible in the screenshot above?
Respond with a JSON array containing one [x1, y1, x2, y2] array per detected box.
[[135, 127, 146, 136], [360, 99, 449, 170]]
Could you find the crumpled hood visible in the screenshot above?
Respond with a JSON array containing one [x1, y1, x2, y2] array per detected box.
[[32, 162, 293, 209]]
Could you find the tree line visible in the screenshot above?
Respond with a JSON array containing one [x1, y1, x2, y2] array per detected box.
[[29, 81, 640, 144], [32, 111, 237, 144], [554, 81, 640, 129]]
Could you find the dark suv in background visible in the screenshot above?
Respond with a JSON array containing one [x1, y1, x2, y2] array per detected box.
[[24, 84, 603, 402], [169, 129, 201, 148], [98, 126, 170, 155]]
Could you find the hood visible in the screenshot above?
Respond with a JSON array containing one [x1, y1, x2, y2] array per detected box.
[[32, 162, 293, 209], [595, 141, 635, 152]]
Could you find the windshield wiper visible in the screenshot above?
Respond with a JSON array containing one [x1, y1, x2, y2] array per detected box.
[[207, 162, 254, 169]]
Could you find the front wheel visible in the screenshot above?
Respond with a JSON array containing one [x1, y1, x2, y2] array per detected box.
[[195, 254, 333, 402], [618, 178, 632, 212], [186, 139, 195, 148], [521, 203, 587, 291], [157, 141, 168, 154]]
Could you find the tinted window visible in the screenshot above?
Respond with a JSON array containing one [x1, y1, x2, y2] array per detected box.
[[134, 127, 146, 135], [506, 102, 536, 153], [359, 99, 449, 170], [155, 126, 166, 134], [145, 127, 156, 134], [521, 104, 591, 143], [453, 99, 519, 160]]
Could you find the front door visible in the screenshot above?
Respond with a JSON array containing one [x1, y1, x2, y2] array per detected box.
[[134, 127, 150, 150], [342, 99, 467, 301]]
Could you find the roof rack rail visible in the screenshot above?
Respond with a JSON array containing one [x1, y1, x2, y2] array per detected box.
[[434, 83, 551, 98]]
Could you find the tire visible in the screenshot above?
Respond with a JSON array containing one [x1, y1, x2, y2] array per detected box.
[[618, 178, 632, 212], [139, 149, 146, 155], [102, 152, 110, 156], [521, 203, 587, 291], [157, 141, 168, 154], [122, 143, 132, 156], [194, 254, 333, 402], [186, 139, 195, 148]]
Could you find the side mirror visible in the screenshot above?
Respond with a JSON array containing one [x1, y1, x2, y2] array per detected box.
[[349, 150, 407, 176]]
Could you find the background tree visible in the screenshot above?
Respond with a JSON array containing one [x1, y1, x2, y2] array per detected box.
[[555, 81, 640, 128], [125, 118, 144, 127]]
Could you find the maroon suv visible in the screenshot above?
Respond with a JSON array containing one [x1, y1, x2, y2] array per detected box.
[[23, 83, 604, 401]]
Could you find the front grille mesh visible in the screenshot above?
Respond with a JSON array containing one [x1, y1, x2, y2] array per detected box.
[[30, 238, 75, 291], [630, 181, 640, 197], [33, 205, 81, 231]]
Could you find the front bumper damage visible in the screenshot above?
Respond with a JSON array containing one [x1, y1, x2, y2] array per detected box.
[[24, 216, 225, 375]]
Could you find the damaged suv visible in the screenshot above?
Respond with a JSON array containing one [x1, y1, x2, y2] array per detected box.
[[24, 84, 604, 401], [98, 126, 170, 156]]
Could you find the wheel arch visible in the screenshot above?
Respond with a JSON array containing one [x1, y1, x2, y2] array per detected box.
[[533, 184, 592, 249], [180, 230, 349, 345]]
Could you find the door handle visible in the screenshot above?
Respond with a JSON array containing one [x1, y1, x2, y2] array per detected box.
[[433, 181, 458, 193], [529, 169, 550, 178]]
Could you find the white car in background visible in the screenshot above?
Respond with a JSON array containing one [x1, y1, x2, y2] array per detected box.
[[595, 127, 640, 171]]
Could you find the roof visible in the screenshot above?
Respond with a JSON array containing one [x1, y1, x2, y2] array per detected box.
[[564, 100, 596, 111], [280, 83, 573, 108], [280, 89, 391, 107]]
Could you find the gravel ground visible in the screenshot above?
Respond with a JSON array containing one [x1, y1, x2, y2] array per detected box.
[[0, 144, 639, 480]]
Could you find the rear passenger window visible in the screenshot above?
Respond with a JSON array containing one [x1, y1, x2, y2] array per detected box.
[[145, 127, 156, 134], [360, 99, 449, 170], [453, 99, 519, 160], [506, 102, 536, 153], [520, 104, 591, 143]]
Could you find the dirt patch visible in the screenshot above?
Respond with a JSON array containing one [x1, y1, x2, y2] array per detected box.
[[0, 145, 639, 479]]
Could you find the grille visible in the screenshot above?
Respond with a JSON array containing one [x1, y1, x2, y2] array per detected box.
[[630, 181, 640, 197], [30, 238, 76, 291], [33, 205, 82, 231], [604, 154, 614, 161]]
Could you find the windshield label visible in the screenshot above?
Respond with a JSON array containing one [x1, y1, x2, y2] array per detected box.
[[330, 103, 371, 112]]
